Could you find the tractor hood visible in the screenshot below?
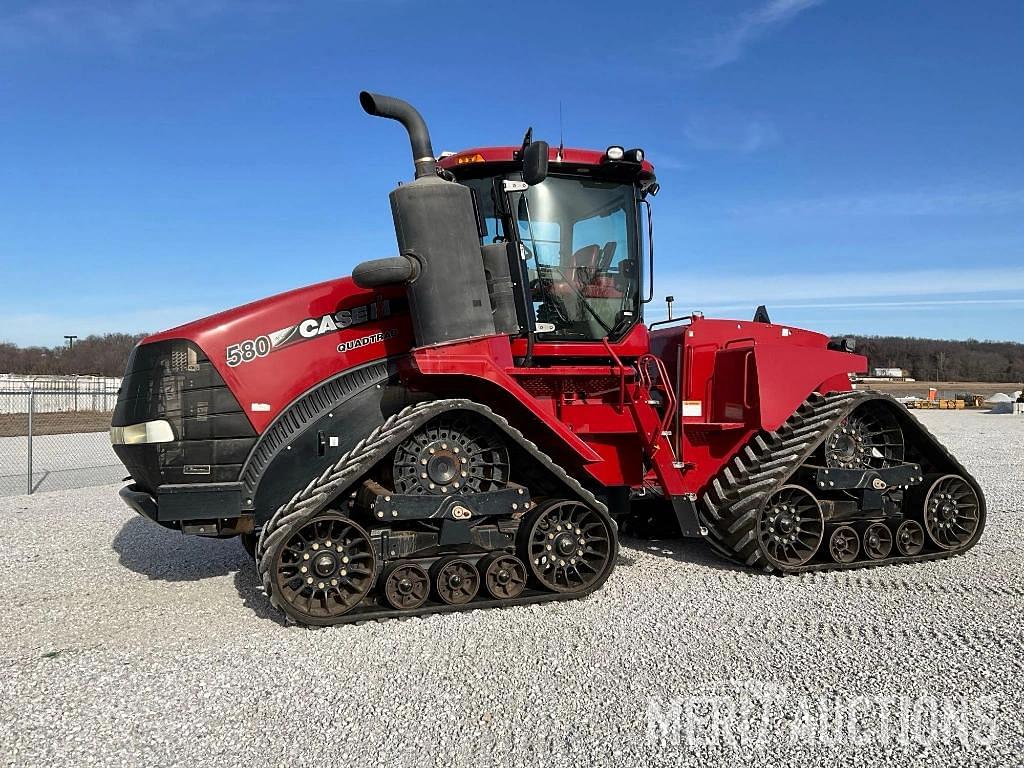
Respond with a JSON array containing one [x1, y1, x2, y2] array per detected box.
[[139, 278, 413, 432]]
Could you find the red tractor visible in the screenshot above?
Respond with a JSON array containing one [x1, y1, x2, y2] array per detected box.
[[111, 92, 985, 626]]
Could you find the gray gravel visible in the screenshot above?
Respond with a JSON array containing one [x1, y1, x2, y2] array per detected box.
[[1, 410, 1022, 767]]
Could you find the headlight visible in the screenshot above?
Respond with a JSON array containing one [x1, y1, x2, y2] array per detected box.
[[110, 420, 175, 445]]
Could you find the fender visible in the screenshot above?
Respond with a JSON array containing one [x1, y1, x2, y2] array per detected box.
[[242, 357, 414, 527]]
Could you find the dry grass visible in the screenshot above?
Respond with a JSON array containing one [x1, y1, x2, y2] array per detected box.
[[0, 411, 112, 438]]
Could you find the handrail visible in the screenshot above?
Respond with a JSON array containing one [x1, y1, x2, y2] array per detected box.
[[638, 353, 678, 453], [601, 337, 628, 412]]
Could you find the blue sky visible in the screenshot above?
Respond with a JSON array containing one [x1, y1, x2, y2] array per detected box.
[[1, 0, 1022, 346]]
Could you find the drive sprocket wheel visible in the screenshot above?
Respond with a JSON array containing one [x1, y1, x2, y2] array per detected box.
[[392, 414, 510, 496], [863, 522, 893, 560], [828, 525, 860, 563], [431, 556, 480, 605], [381, 561, 430, 610], [756, 485, 824, 568], [520, 499, 615, 593], [895, 520, 925, 556], [480, 553, 528, 600], [266, 513, 376, 625], [823, 402, 905, 470], [922, 474, 981, 551]]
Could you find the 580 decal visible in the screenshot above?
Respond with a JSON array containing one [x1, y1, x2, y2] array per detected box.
[[226, 336, 272, 367], [224, 297, 407, 367]]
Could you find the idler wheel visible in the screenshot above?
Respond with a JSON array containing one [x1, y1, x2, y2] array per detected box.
[[520, 499, 614, 593], [268, 513, 376, 624], [756, 485, 824, 568], [921, 474, 981, 551]]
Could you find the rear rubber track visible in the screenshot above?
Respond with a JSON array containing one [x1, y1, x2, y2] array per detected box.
[[700, 390, 985, 573]]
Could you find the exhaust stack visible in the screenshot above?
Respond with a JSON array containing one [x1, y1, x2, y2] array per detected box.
[[359, 91, 436, 179], [355, 91, 498, 348]]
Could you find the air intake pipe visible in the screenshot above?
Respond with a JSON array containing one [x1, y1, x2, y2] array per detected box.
[[359, 91, 436, 179], [355, 91, 497, 348]]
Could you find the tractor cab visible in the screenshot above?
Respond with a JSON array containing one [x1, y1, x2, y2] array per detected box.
[[439, 146, 657, 345]]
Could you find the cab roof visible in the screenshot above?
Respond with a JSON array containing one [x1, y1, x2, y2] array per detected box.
[[437, 146, 656, 178]]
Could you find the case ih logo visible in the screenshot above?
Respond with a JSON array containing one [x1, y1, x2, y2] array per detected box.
[[226, 298, 406, 367]]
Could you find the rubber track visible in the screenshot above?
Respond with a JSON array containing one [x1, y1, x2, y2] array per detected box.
[[255, 398, 614, 625], [699, 390, 985, 573]]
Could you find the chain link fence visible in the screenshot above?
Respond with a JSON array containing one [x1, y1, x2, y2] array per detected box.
[[0, 379, 123, 497]]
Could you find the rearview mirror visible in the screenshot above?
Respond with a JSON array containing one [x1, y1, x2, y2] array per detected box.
[[522, 140, 549, 186]]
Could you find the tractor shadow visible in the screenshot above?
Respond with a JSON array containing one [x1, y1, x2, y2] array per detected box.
[[619, 533, 756, 573], [111, 516, 286, 625]]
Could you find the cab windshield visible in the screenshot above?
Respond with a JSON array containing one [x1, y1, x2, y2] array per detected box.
[[462, 173, 642, 342], [514, 176, 641, 340]]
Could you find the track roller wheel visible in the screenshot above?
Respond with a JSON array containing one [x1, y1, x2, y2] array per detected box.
[[381, 562, 430, 610], [266, 513, 376, 626], [895, 520, 925, 556], [431, 556, 480, 605], [520, 499, 615, 593], [828, 525, 860, 563], [479, 553, 528, 600], [863, 522, 893, 560], [756, 485, 824, 568], [921, 474, 981, 551]]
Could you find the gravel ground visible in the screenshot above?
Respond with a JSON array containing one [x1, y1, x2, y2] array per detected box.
[[1, 410, 1021, 767]]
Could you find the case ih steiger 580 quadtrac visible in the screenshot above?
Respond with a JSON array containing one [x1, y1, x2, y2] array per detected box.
[[111, 92, 985, 626]]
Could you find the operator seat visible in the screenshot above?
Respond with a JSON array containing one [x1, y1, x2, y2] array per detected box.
[[552, 244, 601, 298]]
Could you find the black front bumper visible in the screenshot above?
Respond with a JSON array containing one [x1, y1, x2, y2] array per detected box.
[[117, 481, 250, 535], [119, 483, 161, 523]]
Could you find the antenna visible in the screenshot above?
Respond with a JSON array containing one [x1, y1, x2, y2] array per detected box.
[[557, 101, 564, 161]]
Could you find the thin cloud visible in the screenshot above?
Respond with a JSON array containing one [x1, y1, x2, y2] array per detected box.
[[690, 0, 825, 70], [0, 0, 272, 51], [684, 110, 780, 154], [731, 188, 1024, 220], [655, 266, 1024, 311]]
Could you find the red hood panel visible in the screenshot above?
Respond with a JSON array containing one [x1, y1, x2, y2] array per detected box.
[[144, 278, 413, 432]]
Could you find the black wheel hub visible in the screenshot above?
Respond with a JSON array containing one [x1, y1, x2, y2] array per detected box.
[[313, 552, 337, 577], [393, 416, 509, 496]]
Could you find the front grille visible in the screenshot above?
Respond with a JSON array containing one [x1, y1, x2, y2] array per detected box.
[[112, 340, 257, 492]]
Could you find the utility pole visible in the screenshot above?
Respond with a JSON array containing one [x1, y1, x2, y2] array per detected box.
[[64, 335, 77, 349]]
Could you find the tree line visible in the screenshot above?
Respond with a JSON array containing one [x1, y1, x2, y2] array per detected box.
[[0, 334, 144, 377], [0, 332, 1021, 383], [852, 335, 1024, 383]]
